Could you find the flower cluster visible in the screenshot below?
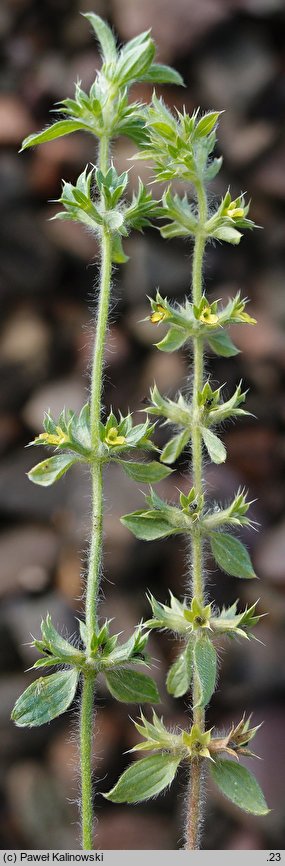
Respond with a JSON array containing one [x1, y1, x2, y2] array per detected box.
[[147, 289, 256, 356], [51, 165, 160, 263], [103, 710, 264, 807], [27, 407, 173, 487]]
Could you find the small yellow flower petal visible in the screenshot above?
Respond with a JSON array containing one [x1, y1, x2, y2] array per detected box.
[[105, 427, 126, 447], [150, 311, 164, 323], [226, 207, 245, 219], [199, 307, 219, 326], [150, 304, 170, 324], [37, 430, 69, 446]]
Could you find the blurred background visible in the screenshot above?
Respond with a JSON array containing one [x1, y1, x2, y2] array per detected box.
[[0, 0, 285, 851]]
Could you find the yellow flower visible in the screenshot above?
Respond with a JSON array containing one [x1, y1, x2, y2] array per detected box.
[[38, 426, 69, 446], [183, 597, 212, 630], [199, 306, 219, 326], [105, 427, 126, 447], [182, 724, 213, 760], [225, 200, 245, 220], [150, 304, 170, 324]]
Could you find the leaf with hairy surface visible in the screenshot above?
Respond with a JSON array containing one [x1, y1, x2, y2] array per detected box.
[[103, 753, 181, 803]]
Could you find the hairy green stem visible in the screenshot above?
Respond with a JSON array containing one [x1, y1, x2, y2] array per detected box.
[[186, 182, 208, 850], [80, 134, 112, 850], [86, 228, 112, 646], [99, 135, 109, 176], [80, 674, 96, 848], [186, 759, 203, 850]]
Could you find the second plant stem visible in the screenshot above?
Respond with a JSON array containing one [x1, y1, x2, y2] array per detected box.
[[186, 181, 207, 850], [80, 135, 112, 849]]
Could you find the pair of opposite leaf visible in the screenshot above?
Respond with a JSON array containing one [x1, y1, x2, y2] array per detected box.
[[11, 602, 268, 818], [104, 710, 268, 818]]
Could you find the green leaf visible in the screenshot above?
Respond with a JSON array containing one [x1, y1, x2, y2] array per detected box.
[[208, 331, 240, 357], [213, 226, 242, 245], [103, 753, 181, 803], [105, 668, 160, 704], [119, 460, 173, 483], [117, 118, 147, 146], [166, 641, 193, 698], [201, 427, 226, 464], [20, 120, 89, 152], [79, 620, 88, 646], [116, 41, 155, 87], [210, 532, 256, 579], [121, 511, 177, 541], [11, 669, 79, 727], [156, 327, 187, 353], [111, 234, 129, 263], [204, 156, 223, 181], [141, 64, 184, 86], [32, 657, 62, 669], [160, 429, 190, 464], [40, 614, 82, 663], [82, 13, 117, 63], [193, 635, 217, 708], [41, 615, 74, 656], [194, 111, 221, 138], [28, 454, 77, 487], [210, 760, 270, 816]]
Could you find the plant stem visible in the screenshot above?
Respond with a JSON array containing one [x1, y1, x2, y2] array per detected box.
[[86, 227, 112, 646], [186, 181, 207, 850], [80, 674, 96, 848], [80, 134, 112, 849], [186, 759, 203, 850]]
